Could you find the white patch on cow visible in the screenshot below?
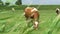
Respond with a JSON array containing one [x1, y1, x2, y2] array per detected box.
[[35, 21, 38, 26], [31, 8, 38, 12], [56, 8, 60, 10], [31, 13, 34, 16]]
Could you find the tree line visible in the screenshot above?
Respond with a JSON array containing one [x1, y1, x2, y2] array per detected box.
[[0, 0, 22, 6]]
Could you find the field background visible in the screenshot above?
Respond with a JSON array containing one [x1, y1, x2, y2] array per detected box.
[[0, 5, 60, 34]]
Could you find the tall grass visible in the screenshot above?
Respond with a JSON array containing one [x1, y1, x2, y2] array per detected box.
[[42, 14, 60, 34], [0, 5, 60, 34]]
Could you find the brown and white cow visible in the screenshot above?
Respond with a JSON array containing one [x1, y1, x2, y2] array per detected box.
[[24, 7, 39, 30]]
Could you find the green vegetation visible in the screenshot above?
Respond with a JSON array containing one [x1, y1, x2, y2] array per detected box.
[[0, 5, 60, 34]]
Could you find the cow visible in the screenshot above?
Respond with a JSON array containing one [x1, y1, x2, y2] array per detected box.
[[56, 8, 60, 15], [12, 8, 15, 11], [24, 7, 39, 30]]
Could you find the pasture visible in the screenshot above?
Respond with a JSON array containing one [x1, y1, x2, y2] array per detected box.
[[0, 5, 60, 34]]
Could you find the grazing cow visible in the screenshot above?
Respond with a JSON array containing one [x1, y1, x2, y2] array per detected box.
[[56, 8, 60, 15], [12, 8, 15, 11], [24, 7, 39, 30]]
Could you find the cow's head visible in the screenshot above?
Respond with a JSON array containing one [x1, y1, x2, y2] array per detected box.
[[56, 8, 60, 14], [33, 21, 39, 30]]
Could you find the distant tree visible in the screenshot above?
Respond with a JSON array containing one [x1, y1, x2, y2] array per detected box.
[[5, 2, 9, 6], [0, 0, 2, 5], [0, 0, 1, 2], [16, 0, 22, 5]]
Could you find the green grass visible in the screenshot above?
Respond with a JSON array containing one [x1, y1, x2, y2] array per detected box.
[[0, 5, 60, 34]]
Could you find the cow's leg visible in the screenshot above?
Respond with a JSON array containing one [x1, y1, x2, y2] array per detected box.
[[25, 16, 30, 27]]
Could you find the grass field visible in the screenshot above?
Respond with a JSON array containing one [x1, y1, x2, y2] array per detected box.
[[0, 5, 60, 34]]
